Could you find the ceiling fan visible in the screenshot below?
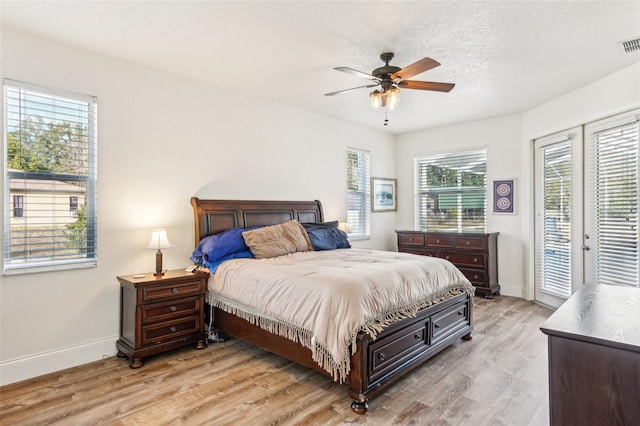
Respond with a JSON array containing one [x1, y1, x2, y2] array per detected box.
[[325, 52, 455, 112]]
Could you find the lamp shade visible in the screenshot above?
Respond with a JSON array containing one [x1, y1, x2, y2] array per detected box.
[[146, 229, 172, 250]]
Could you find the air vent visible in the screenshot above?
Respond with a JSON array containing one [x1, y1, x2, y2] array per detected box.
[[618, 38, 640, 54]]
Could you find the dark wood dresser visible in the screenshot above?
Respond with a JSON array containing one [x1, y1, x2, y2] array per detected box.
[[116, 269, 209, 368], [396, 231, 499, 298], [540, 283, 640, 426]]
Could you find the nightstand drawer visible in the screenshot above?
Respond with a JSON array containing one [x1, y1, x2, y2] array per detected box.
[[142, 281, 202, 303], [142, 296, 200, 324], [142, 316, 201, 346]]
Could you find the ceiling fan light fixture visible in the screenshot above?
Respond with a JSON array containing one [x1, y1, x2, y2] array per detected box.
[[386, 87, 400, 111], [370, 90, 383, 108]]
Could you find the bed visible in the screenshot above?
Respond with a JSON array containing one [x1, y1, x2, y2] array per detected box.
[[190, 197, 474, 414]]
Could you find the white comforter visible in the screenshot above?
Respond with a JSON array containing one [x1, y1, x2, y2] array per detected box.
[[207, 248, 474, 381]]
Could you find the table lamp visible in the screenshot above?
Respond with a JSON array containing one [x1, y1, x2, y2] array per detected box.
[[147, 228, 172, 275]]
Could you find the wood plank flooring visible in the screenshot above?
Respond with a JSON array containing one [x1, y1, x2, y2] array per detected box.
[[0, 296, 552, 425]]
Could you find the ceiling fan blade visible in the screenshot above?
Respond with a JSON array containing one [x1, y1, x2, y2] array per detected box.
[[334, 67, 381, 82], [391, 57, 440, 81], [324, 84, 379, 96], [398, 80, 455, 92]]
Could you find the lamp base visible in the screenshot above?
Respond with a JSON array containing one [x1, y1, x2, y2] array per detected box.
[[153, 270, 166, 276]]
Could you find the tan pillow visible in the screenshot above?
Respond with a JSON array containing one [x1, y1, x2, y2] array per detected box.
[[242, 220, 313, 259]]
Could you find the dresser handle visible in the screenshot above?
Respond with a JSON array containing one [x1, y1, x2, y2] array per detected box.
[[170, 306, 177, 312], [414, 333, 421, 339], [436, 239, 440, 243], [466, 241, 470, 245], [474, 275, 479, 280], [474, 258, 478, 263], [409, 237, 413, 242], [169, 326, 177, 333], [378, 352, 386, 360], [171, 288, 178, 294], [458, 311, 463, 316], [434, 324, 441, 328], [445, 256, 449, 260]]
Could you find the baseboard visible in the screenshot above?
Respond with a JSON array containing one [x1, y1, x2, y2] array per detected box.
[[497, 283, 525, 299], [0, 335, 119, 386]]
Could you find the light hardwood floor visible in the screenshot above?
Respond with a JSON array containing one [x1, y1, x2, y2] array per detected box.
[[0, 296, 552, 425]]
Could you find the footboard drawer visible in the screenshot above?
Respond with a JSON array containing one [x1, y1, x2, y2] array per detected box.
[[369, 320, 428, 382], [431, 300, 470, 344]]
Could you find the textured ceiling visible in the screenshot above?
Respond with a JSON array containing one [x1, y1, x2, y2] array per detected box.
[[2, 1, 639, 134]]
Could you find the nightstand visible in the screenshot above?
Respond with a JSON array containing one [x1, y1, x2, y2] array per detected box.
[[116, 269, 209, 368]]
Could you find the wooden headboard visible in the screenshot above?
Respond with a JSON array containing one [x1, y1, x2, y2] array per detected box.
[[190, 198, 324, 245]]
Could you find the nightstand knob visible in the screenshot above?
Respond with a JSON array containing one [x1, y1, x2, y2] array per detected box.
[[170, 326, 177, 333], [171, 288, 178, 294], [169, 306, 177, 312]]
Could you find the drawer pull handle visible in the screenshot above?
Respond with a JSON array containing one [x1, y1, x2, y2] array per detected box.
[[474, 275, 479, 280], [474, 258, 478, 263], [378, 353, 386, 361], [458, 311, 464, 316], [436, 239, 440, 243], [466, 241, 470, 245], [169, 326, 177, 333], [409, 238, 413, 242], [434, 324, 441, 329], [171, 288, 178, 294], [170, 306, 177, 312], [445, 256, 449, 260], [414, 333, 421, 339]]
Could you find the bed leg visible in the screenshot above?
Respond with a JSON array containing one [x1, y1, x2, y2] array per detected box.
[[351, 400, 368, 414], [462, 333, 472, 340]]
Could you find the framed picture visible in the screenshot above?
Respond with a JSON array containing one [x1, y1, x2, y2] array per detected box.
[[493, 179, 516, 214], [371, 177, 397, 212]]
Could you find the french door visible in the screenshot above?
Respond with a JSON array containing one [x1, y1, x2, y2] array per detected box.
[[534, 110, 640, 308]]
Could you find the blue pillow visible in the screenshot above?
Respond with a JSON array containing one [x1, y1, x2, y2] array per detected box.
[[202, 250, 254, 273], [190, 227, 255, 266], [305, 227, 351, 251]]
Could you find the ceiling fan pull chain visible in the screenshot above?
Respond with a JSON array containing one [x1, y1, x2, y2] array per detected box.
[[384, 109, 389, 126]]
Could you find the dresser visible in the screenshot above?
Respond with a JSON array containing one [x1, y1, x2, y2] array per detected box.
[[540, 283, 640, 426], [116, 269, 209, 368], [396, 231, 499, 298]]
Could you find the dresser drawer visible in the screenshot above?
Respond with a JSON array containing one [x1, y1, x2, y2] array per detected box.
[[426, 235, 452, 248], [399, 234, 424, 246], [142, 281, 202, 303], [369, 320, 428, 381], [459, 268, 487, 286], [142, 296, 201, 324], [431, 301, 470, 344], [443, 252, 485, 268], [142, 316, 201, 346], [454, 237, 486, 251]]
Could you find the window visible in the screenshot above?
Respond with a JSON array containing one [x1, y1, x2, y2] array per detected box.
[[414, 149, 486, 232], [13, 195, 24, 218], [3, 79, 97, 274], [347, 148, 370, 239]]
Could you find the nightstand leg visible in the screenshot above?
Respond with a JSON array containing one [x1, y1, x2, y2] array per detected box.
[[130, 358, 143, 369], [116, 350, 127, 359]]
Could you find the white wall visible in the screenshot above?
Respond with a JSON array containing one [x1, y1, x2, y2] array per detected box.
[[395, 114, 524, 298], [520, 63, 640, 300], [0, 29, 395, 385]]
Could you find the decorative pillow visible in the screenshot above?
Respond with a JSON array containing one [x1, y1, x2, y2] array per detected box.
[[190, 227, 255, 266], [305, 227, 351, 251], [203, 250, 254, 273], [242, 220, 312, 259]]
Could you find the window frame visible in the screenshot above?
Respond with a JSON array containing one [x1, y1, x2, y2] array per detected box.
[[3, 79, 98, 274], [414, 148, 487, 233], [346, 147, 371, 240]]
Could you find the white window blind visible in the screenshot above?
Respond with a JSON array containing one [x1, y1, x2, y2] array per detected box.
[[585, 113, 639, 287], [3, 79, 98, 274], [347, 148, 370, 239], [534, 137, 573, 298], [414, 149, 486, 232]]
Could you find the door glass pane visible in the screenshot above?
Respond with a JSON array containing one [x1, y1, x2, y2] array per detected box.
[[536, 140, 572, 298]]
